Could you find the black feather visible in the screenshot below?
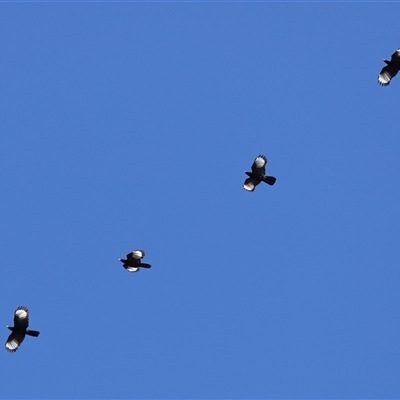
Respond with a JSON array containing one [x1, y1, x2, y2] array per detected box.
[[5, 307, 40, 352], [378, 49, 400, 86], [244, 155, 276, 192], [120, 250, 152, 273]]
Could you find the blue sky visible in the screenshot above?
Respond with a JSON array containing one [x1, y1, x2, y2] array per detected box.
[[1, 3, 400, 399]]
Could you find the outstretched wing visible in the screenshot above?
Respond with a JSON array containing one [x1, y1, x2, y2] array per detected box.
[[390, 48, 400, 63], [5, 331, 25, 352], [13, 306, 29, 330], [127, 250, 145, 260], [251, 155, 267, 175], [378, 65, 399, 86], [263, 176, 276, 186], [123, 264, 140, 273], [244, 177, 260, 192]]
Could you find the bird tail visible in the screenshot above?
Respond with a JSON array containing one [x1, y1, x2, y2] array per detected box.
[[139, 263, 152, 269], [263, 176, 276, 186], [26, 330, 40, 337]]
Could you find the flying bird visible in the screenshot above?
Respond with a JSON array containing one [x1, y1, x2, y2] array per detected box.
[[378, 48, 400, 86], [244, 155, 276, 192], [119, 250, 152, 273], [5, 306, 40, 352]]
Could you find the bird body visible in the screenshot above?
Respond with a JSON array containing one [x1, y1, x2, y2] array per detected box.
[[5, 306, 40, 352], [378, 48, 400, 86], [120, 249, 152, 272], [243, 155, 276, 192]]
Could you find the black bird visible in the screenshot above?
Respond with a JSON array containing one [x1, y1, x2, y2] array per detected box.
[[244, 155, 276, 192], [378, 48, 400, 86], [119, 250, 152, 273], [5, 306, 40, 352]]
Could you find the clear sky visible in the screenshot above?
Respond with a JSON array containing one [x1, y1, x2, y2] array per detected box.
[[1, 2, 400, 399]]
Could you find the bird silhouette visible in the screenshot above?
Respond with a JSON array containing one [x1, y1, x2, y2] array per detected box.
[[378, 48, 400, 86], [244, 155, 276, 192], [5, 306, 40, 352], [119, 250, 152, 273]]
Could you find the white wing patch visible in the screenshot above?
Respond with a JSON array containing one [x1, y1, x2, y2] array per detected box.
[[15, 308, 28, 320], [378, 71, 391, 86], [5, 339, 19, 352], [244, 181, 255, 192], [126, 265, 140, 273], [5, 331, 25, 352], [254, 156, 267, 168], [131, 250, 145, 259]]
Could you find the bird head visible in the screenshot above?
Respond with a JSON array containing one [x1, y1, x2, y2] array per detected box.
[[245, 171, 252, 177], [6, 326, 12, 331], [384, 59, 390, 65]]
